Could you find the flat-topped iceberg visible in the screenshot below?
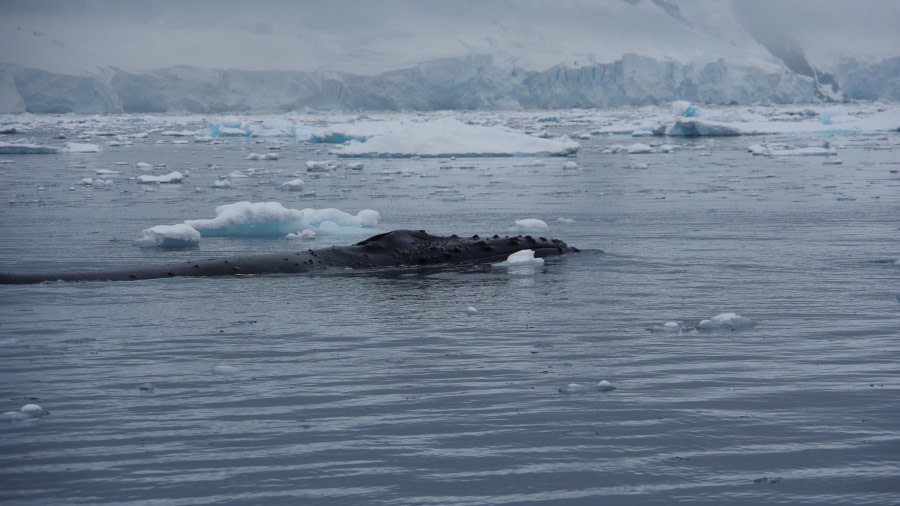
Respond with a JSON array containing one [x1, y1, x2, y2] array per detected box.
[[184, 201, 380, 237], [331, 118, 579, 157]]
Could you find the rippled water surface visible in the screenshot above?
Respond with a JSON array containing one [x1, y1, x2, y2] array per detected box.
[[1, 117, 899, 504]]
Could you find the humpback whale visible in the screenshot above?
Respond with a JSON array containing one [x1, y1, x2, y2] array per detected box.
[[0, 229, 578, 284]]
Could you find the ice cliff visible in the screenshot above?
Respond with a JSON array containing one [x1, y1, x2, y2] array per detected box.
[[4, 53, 890, 114]]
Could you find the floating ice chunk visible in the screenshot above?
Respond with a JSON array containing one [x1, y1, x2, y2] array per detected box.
[[286, 228, 316, 240], [280, 178, 305, 191], [306, 160, 337, 172], [466, 306, 478, 315], [509, 218, 549, 233], [562, 161, 579, 170], [212, 365, 240, 376], [64, 142, 102, 153], [529, 159, 545, 166], [346, 162, 364, 170], [558, 381, 616, 395], [246, 152, 278, 161], [822, 159, 843, 165], [136, 162, 153, 170], [2, 403, 49, 421], [134, 224, 201, 249], [495, 249, 544, 267], [627, 162, 649, 169], [649, 321, 688, 333], [212, 179, 232, 188], [626, 143, 653, 154], [95, 169, 120, 175], [0, 142, 60, 154], [631, 130, 653, 137], [557, 217, 575, 224], [161, 130, 196, 137], [667, 120, 741, 137], [184, 201, 380, 237], [697, 313, 755, 331], [137, 171, 184, 184], [228, 170, 248, 178], [747, 143, 837, 156], [79, 178, 113, 187]]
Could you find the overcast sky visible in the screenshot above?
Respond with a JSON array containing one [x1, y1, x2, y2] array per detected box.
[[2, 0, 898, 75]]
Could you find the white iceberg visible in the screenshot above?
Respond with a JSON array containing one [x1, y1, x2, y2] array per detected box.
[[495, 249, 545, 267], [509, 219, 550, 234], [246, 152, 279, 161], [134, 224, 201, 249], [137, 171, 185, 184], [696, 313, 755, 331], [184, 201, 380, 237]]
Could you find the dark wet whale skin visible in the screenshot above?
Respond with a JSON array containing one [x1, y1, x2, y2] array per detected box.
[[0, 230, 579, 284]]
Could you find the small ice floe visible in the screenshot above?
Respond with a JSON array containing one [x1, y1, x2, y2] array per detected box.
[[212, 179, 232, 189], [466, 306, 478, 315], [558, 380, 616, 394], [134, 224, 201, 249], [280, 178, 305, 191], [2, 403, 49, 422], [306, 160, 338, 172], [95, 168, 120, 175], [345, 162, 364, 170], [0, 142, 61, 154], [557, 217, 575, 224], [63, 142, 101, 153], [212, 365, 240, 376], [696, 313, 755, 331], [747, 143, 838, 157], [286, 228, 317, 240], [626, 143, 653, 154], [228, 170, 249, 178], [649, 321, 689, 333], [494, 249, 544, 267], [137, 171, 184, 184], [822, 159, 843, 165], [79, 178, 114, 187], [246, 152, 278, 161], [529, 159, 545, 167], [562, 161, 579, 170], [509, 218, 550, 234], [627, 162, 649, 169], [136, 162, 153, 171]]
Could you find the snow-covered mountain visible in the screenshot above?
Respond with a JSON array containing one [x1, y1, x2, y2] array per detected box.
[[1, 0, 898, 113]]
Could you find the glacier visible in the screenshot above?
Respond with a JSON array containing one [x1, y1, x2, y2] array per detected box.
[[0, 53, 892, 115]]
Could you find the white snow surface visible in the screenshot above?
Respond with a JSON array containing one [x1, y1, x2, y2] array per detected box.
[[183, 201, 380, 237], [332, 118, 579, 157], [134, 224, 201, 249]]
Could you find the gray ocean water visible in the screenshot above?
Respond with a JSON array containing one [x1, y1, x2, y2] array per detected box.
[[1, 114, 899, 504]]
